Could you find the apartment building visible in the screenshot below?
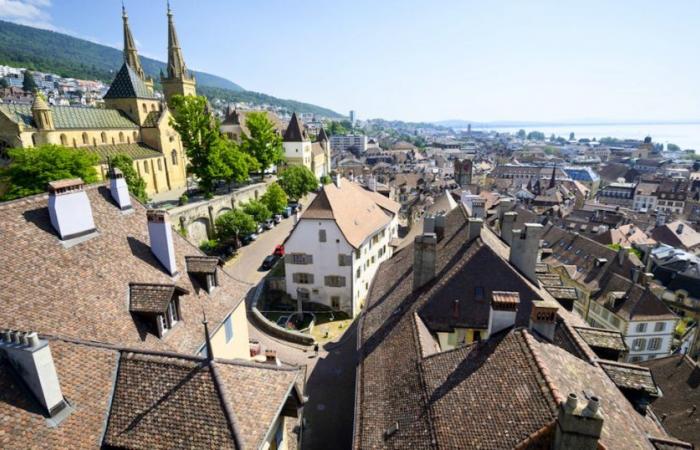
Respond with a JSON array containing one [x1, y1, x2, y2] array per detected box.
[[330, 134, 368, 153], [284, 176, 400, 316]]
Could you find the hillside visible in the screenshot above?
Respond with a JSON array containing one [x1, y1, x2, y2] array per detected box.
[[0, 20, 342, 117]]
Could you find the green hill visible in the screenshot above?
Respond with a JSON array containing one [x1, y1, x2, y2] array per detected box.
[[0, 20, 342, 117]]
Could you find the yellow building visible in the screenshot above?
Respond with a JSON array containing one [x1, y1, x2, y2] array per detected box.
[[0, 5, 196, 197], [282, 112, 331, 179]]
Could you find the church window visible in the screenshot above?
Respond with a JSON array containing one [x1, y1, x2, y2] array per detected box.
[[171, 150, 178, 165], [101, 132, 107, 143], [157, 159, 162, 171], [60, 134, 67, 146], [82, 132, 88, 145], [144, 161, 149, 173], [142, 103, 147, 113], [119, 132, 125, 143], [151, 104, 156, 111], [133, 131, 138, 142]]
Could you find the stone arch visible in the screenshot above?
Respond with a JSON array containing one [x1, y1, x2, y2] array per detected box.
[[217, 207, 231, 218], [187, 217, 210, 244]]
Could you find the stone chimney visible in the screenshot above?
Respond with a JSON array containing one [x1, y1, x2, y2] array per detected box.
[[640, 272, 654, 287], [529, 299, 559, 341], [467, 217, 483, 242], [413, 233, 437, 291], [0, 330, 67, 417], [47, 178, 97, 240], [501, 211, 518, 245], [509, 223, 543, 284], [109, 167, 132, 210], [434, 212, 446, 241], [554, 393, 604, 450], [423, 213, 436, 234], [497, 197, 514, 222], [147, 210, 177, 276], [487, 291, 520, 337], [676, 223, 685, 235]]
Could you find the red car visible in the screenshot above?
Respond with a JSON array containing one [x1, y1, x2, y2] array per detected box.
[[273, 245, 285, 257]]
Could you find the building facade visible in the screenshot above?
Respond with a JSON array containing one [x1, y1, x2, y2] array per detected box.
[[282, 112, 331, 178], [330, 134, 367, 153]]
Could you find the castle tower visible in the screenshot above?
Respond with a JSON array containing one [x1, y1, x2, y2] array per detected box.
[[161, 3, 196, 108], [121, 5, 153, 93], [31, 93, 54, 131]]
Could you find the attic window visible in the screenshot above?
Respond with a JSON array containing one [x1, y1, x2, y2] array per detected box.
[[474, 286, 485, 301], [185, 256, 220, 294], [129, 283, 189, 338]]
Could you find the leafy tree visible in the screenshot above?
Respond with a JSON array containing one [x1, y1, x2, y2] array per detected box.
[[215, 209, 256, 242], [278, 165, 318, 200], [260, 182, 288, 214], [527, 131, 545, 141], [549, 134, 556, 142], [320, 175, 332, 185], [221, 139, 260, 185], [569, 132, 575, 141], [22, 70, 37, 92], [0, 77, 8, 89], [2, 144, 99, 200], [327, 121, 348, 136], [667, 143, 681, 152], [241, 112, 284, 178], [109, 153, 148, 203], [242, 199, 272, 223], [516, 129, 527, 139]]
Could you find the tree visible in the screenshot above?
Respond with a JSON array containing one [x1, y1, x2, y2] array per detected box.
[[170, 95, 234, 194], [241, 112, 284, 178], [278, 165, 318, 200], [0, 77, 8, 89], [320, 175, 332, 185], [667, 143, 681, 152], [22, 70, 37, 92], [527, 131, 545, 141], [569, 132, 575, 141], [215, 209, 256, 242], [242, 199, 272, 223], [221, 139, 260, 186], [2, 144, 99, 200], [327, 121, 348, 136], [260, 182, 288, 214], [516, 129, 526, 139], [110, 153, 148, 203]]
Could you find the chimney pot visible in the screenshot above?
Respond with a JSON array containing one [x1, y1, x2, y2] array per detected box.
[[27, 332, 40, 347], [487, 291, 520, 337], [565, 393, 578, 412], [529, 299, 559, 341], [468, 218, 483, 242], [583, 396, 600, 417]]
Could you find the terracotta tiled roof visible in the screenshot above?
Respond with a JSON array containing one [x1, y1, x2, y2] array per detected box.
[[651, 220, 700, 251], [598, 360, 659, 396], [129, 283, 188, 314], [0, 184, 249, 354], [573, 326, 627, 352]]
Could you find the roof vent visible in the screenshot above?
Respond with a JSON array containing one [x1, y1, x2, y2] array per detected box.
[[47, 178, 97, 240], [384, 421, 399, 440], [147, 210, 177, 276], [109, 167, 132, 210], [487, 291, 520, 337], [529, 299, 559, 341]]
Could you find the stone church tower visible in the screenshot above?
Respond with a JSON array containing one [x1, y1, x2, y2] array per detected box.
[[161, 4, 196, 107]]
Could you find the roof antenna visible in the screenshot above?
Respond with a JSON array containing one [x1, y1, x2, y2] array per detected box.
[[202, 310, 214, 361]]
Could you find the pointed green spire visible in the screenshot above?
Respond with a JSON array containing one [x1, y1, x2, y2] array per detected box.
[[122, 4, 145, 79]]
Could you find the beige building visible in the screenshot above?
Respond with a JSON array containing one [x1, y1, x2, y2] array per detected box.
[[0, 5, 196, 197], [282, 112, 331, 179]]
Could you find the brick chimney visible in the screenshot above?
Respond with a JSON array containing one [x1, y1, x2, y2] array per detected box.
[[109, 167, 132, 210], [147, 210, 177, 276], [554, 393, 604, 450], [487, 291, 520, 337], [0, 330, 67, 417], [501, 211, 518, 245], [509, 223, 543, 284], [413, 233, 437, 291], [467, 217, 483, 242], [529, 299, 559, 341], [47, 178, 97, 240]]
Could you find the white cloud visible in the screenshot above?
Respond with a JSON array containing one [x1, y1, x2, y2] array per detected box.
[[0, 0, 55, 30]]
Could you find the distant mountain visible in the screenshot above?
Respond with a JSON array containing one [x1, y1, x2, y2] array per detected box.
[[0, 20, 343, 117]]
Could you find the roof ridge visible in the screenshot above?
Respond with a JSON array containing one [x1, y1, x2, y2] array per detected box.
[[411, 308, 440, 449], [209, 361, 244, 450], [521, 329, 565, 407]]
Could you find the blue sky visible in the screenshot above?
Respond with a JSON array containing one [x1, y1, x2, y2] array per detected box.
[[1, 0, 699, 123]]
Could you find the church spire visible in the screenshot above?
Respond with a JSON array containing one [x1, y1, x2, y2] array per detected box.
[[122, 4, 144, 79], [166, 3, 188, 80], [549, 166, 557, 189]]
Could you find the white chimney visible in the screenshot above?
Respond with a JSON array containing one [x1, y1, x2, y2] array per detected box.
[[467, 217, 483, 241], [147, 210, 177, 276], [0, 330, 67, 417], [334, 173, 342, 188], [368, 175, 377, 192], [487, 291, 520, 337], [47, 178, 96, 240], [509, 223, 543, 284], [501, 211, 518, 245], [109, 167, 132, 210], [529, 299, 559, 341]]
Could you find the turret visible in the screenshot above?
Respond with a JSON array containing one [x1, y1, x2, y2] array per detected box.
[[31, 93, 54, 131]]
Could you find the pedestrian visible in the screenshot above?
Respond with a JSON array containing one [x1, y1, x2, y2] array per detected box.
[[314, 343, 319, 357]]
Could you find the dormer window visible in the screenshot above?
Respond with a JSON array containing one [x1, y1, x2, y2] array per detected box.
[[185, 256, 220, 294], [129, 283, 189, 337]]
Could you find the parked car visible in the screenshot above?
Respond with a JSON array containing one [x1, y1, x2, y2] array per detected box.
[[256, 224, 264, 234], [273, 245, 285, 257], [273, 214, 282, 224], [241, 234, 254, 245], [263, 219, 275, 230], [261, 254, 279, 270], [282, 206, 293, 218], [288, 202, 301, 213]]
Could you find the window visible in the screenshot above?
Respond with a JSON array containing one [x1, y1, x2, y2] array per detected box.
[[319, 229, 327, 242], [355, 249, 361, 260], [171, 150, 178, 165], [324, 275, 346, 287], [356, 267, 361, 278], [224, 315, 234, 343], [331, 296, 340, 310], [474, 287, 484, 301], [472, 331, 482, 342], [82, 132, 88, 145], [60, 134, 67, 145], [635, 323, 647, 333], [144, 161, 149, 173], [292, 273, 314, 284], [151, 103, 156, 111], [338, 254, 352, 266], [631, 338, 646, 352], [297, 288, 310, 301], [654, 322, 665, 332], [133, 131, 138, 142], [119, 132, 125, 143], [101, 132, 107, 143], [157, 159, 163, 171], [142, 103, 147, 113], [160, 298, 180, 336], [647, 337, 662, 351], [290, 253, 312, 265]]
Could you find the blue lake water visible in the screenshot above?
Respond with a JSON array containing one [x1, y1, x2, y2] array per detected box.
[[472, 123, 700, 151]]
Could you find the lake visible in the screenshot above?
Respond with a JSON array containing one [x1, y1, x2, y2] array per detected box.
[[471, 123, 700, 151]]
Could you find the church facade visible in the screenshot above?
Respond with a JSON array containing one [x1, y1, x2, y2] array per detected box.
[[0, 5, 196, 196]]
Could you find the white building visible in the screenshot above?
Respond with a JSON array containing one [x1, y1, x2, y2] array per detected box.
[[284, 176, 400, 316], [330, 134, 368, 153]]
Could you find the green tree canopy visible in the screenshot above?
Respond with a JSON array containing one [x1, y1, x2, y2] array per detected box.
[[110, 153, 148, 203], [569, 132, 575, 140], [278, 165, 318, 201], [0, 77, 9, 89], [22, 70, 37, 92], [260, 182, 288, 214], [516, 129, 526, 139], [241, 112, 284, 177], [221, 139, 260, 185], [215, 209, 256, 242], [327, 121, 349, 136], [320, 174, 332, 185], [667, 143, 681, 152], [527, 131, 545, 141], [2, 144, 99, 200], [242, 199, 272, 223]]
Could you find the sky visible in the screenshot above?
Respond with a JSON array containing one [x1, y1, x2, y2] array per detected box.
[[1, 0, 700, 123]]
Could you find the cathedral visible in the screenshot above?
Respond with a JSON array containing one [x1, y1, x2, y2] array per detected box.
[[0, 5, 196, 196]]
